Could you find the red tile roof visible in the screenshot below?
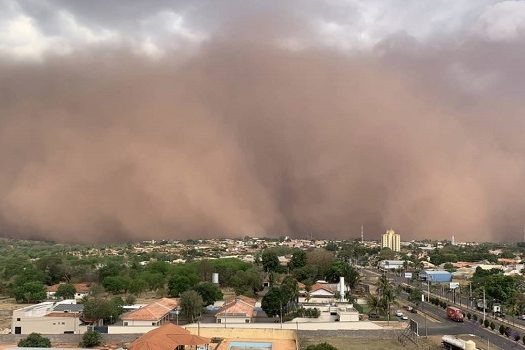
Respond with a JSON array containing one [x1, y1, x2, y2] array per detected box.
[[129, 323, 210, 350], [216, 296, 256, 318], [47, 282, 92, 293], [310, 283, 335, 294], [121, 298, 178, 321]]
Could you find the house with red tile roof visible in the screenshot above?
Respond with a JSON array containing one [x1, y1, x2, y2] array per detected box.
[[215, 296, 256, 324], [46, 283, 92, 300], [121, 298, 178, 327]]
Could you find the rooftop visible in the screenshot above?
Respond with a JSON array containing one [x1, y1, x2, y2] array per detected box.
[[121, 298, 178, 321]]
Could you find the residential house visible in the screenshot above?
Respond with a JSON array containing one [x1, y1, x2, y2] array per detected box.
[[121, 298, 178, 327], [46, 283, 91, 300], [215, 296, 256, 324]]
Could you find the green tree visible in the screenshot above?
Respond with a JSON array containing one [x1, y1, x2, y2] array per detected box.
[[288, 249, 307, 270], [55, 283, 76, 299], [261, 250, 279, 272], [180, 290, 203, 323], [140, 271, 165, 291], [14, 281, 46, 303], [325, 242, 338, 252], [378, 247, 397, 260], [377, 274, 396, 321], [82, 297, 123, 325], [125, 294, 137, 305], [193, 282, 223, 306], [261, 287, 283, 317], [102, 276, 132, 294], [168, 275, 196, 297], [366, 294, 381, 314], [80, 330, 102, 348], [409, 287, 422, 305], [325, 261, 361, 289], [306, 342, 338, 350], [18, 333, 51, 347]]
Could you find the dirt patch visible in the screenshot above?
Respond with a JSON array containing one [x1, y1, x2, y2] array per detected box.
[[0, 298, 21, 332]]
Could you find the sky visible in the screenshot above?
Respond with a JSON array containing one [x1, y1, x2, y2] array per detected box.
[[1, 0, 525, 242]]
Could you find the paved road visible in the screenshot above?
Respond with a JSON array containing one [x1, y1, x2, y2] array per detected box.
[[361, 267, 525, 349]]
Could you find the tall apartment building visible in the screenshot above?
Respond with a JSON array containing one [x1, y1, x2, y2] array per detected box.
[[381, 229, 401, 252]]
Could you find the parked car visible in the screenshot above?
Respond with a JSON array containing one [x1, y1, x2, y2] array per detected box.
[[410, 308, 417, 314], [395, 310, 404, 317], [401, 315, 409, 320]]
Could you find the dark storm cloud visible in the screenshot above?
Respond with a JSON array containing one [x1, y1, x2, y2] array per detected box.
[[1, 0, 525, 242]]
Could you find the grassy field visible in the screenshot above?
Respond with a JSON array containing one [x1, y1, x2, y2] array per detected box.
[[300, 337, 441, 350]]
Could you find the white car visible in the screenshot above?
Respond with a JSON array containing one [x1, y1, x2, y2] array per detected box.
[[401, 315, 409, 320], [395, 310, 403, 317]]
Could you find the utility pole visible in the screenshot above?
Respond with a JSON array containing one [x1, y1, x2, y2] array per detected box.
[[361, 225, 364, 243], [422, 291, 427, 337], [280, 300, 283, 329]]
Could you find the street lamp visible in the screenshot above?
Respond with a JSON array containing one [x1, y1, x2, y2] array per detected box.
[[175, 308, 179, 325]]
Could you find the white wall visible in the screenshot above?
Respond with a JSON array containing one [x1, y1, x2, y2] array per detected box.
[[12, 316, 82, 335], [216, 316, 250, 324], [107, 325, 158, 334], [123, 319, 159, 326]]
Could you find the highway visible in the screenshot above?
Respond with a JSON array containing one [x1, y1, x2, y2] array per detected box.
[[361, 268, 525, 349]]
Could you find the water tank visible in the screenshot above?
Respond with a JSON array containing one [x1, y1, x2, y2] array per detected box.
[[464, 340, 476, 350], [212, 273, 219, 284]]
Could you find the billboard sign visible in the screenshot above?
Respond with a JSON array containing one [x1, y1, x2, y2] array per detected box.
[[450, 282, 460, 289]]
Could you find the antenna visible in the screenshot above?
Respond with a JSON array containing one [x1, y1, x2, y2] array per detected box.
[[361, 225, 364, 243]]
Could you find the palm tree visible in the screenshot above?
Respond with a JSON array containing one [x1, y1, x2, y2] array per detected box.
[[377, 274, 397, 323], [366, 293, 381, 314]]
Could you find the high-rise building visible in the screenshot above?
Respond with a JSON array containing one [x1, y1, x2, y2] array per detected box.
[[381, 229, 400, 252]]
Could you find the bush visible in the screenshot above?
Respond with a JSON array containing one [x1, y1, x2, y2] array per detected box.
[[515, 333, 521, 341], [490, 321, 495, 330], [18, 333, 51, 347], [304, 308, 320, 318], [467, 312, 471, 320], [505, 327, 512, 337], [305, 343, 338, 350], [499, 324, 506, 335], [479, 318, 483, 325], [80, 330, 102, 348], [484, 319, 489, 328], [473, 314, 478, 321], [522, 335, 525, 345]]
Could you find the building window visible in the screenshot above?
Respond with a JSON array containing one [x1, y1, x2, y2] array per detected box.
[[152, 322, 156, 326], [16, 318, 20, 321], [245, 319, 250, 323], [124, 322, 128, 326]]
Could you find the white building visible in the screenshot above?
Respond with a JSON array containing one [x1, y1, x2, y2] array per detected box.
[[12, 300, 85, 335], [381, 229, 401, 252]]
